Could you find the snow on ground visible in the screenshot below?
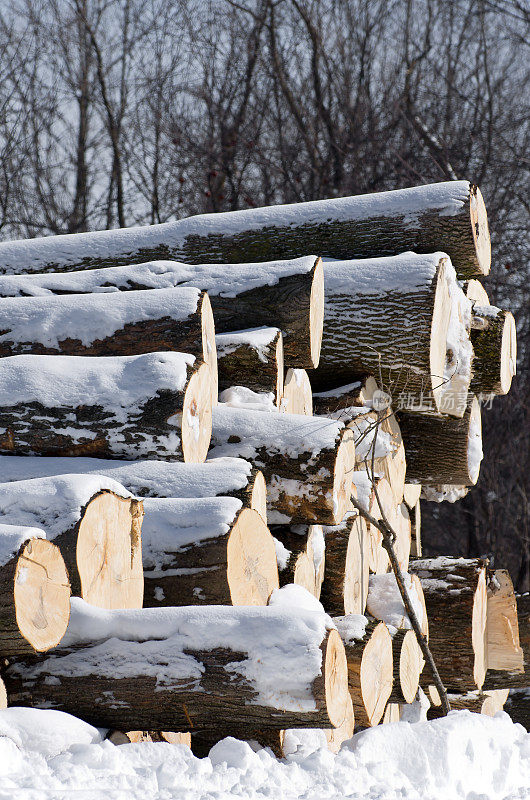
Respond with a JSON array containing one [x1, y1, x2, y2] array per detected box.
[[0, 707, 528, 799]]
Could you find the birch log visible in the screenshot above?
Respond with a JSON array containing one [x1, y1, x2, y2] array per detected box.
[[321, 514, 369, 616], [0, 526, 70, 657], [141, 498, 278, 607], [0, 180, 490, 279], [281, 369, 313, 416], [0, 475, 144, 609], [272, 525, 325, 598], [216, 328, 284, 406], [470, 306, 517, 396], [0, 353, 212, 463]]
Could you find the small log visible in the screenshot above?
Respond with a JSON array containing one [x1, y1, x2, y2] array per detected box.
[[272, 524, 325, 599], [0, 181, 489, 278], [280, 369, 313, 416], [321, 514, 369, 615], [408, 499, 422, 558], [4, 603, 350, 733], [0, 526, 70, 657], [0, 475, 143, 609], [428, 689, 509, 719], [466, 280, 490, 307], [486, 570, 523, 673], [141, 499, 278, 607], [403, 484, 422, 508], [470, 306, 517, 396], [410, 557, 488, 692], [398, 395, 483, 486], [335, 617, 393, 727], [388, 629, 424, 704], [312, 377, 378, 417], [216, 328, 284, 406], [210, 405, 355, 525], [0, 352, 212, 463]]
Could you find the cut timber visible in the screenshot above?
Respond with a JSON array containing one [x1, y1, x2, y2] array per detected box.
[[321, 514, 369, 615], [141, 499, 278, 607], [404, 484, 422, 508], [408, 499, 422, 557], [352, 474, 393, 574], [108, 730, 191, 747], [421, 484, 469, 503], [0, 287, 218, 406], [394, 504, 412, 573], [398, 396, 483, 486], [216, 328, 284, 406], [281, 369, 313, 415], [210, 405, 355, 525], [428, 690, 509, 719], [470, 306, 517, 395], [486, 570, 523, 673], [325, 692, 355, 752], [4, 602, 350, 733], [0, 526, 70, 657], [312, 253, 473, 417], [335, 618, 393, 727], [0, 256, 324, 368], [312, 377, 378, 416], [0, 475, 143, 609], [0, 353, 212, 463], [466, 280, 490, 307], [272, 525, 325, 599], [410, 557, 488, 691], [388, 629, 424, 704], [0, 180, 490, 279]]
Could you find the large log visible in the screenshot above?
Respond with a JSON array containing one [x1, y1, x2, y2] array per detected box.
[[216, 328, 284, 406], [470, 306, 517, 396], [141, 498, 278, 607], [0, 474, 143, 609], [280, 369, 313, 416], [0, 287, 218, 406], [311, 253, 473, 417], [0, 352, 212, 463], [210, 405, 355, 525], [0, 256, 324, 368], [410, 557, 488, 692], [0, 180, 490, 279], [321, 513, 369, 616], [272, 524, 325, 598], [388, 629, 424, 704], [0, 525, 70, 657], [398, 395, 483, 486], [4, 601, 350, 733]]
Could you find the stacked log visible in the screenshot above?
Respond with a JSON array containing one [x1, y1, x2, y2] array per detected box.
[[272, 524, 325, 598], [320, 513, 369, 615], [281, 369, 313, 416], [216, 328, 284, 406]]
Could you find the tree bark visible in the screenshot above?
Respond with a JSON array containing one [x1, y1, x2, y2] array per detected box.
[[280, 369, 313, 415], [216, 328, 283, 406], [408, 499, 422, 557], [312, 377, 378, 417], [470, 306, 517, 396], [321, 514, 369, 615], [272, 524, 324, 598]]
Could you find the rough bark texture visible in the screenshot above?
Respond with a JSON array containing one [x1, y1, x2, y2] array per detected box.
[[216, 328, 284, 404], [312, 377, 378, 416], [320, 515, 369, 615], [470, 307, 516, 395], [339, 620, 393, 728], [272, 524, 324, 598]]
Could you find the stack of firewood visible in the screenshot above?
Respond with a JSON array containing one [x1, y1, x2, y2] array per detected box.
[[0, 179, 525, 754]]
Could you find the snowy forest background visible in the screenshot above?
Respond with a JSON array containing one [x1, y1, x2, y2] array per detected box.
[[0, 0, 528, 587]]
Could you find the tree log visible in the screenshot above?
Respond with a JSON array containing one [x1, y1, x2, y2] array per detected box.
[[486, 570, 523, 673], [410, 557, 488, 691], [141, 499, 278, 607], [210, 405, 355, 525], [0, 181, 490, 279], [216, 328, 284, 406], [272, 524, 325, 599], [312, 253, 473, 417], [428, 689, 508, 719], [408, 499, 422, 557], [470, 306, 517, 396], [403, 484, 422, 508], [0, 352, 212, 463], [108, 730, 191, 747], [388, 629, 424, 704], [398, 395, 483, 486], [280, 369, 313, 416], [312, 377, 378, 416], [0, 526, 70, 657], [466, 280, 490, 307], [0, 475, 143, 609], [321, 514, 369, 615], [3, 602, 350, 732], [352, 474, 393, 574]]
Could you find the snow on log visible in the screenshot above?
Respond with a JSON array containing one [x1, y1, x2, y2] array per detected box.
[[428, 689, 509, 719], [0, 525, 70, 657], [388, 629, 424, 704], [3, 601, 350, 733], [0, 181, 490, 279], [280, 369, 313, 416], [313, 253, 473, 418], [320, 514, 369, 616], [141, 498, 278, 607], [272, 524, 325, 598], [410, 557, 488, 691], [334, 616, 393, 727], [312, 377, 378, 417], [470, 306, 517, 396], [0, 257, 324, 368], [0, 475, 143, 609], [210, 405, 355, 525], [216, 328, 284, 406], [0, 352, 212, 463], [398, 395, 483, 486]]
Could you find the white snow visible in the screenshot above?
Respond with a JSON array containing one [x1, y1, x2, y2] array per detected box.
[[421, 484, 469, 503], [216, 327, 280, 361], [268, 584, 331, 620], [440, 260, 473, 414], [0, 523, 46, 566], [467, 411, 484, 484], [273, 537, 290, 571], [218, 386, 277, 412], [367, 572, 424, 633], [351, 471, 373, 510], [323, 252, 443, 296], [333, 614, 369, 644]]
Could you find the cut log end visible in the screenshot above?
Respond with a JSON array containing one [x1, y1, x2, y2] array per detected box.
[[343, 516, 369, 615], [309, 257, 325, 368], [200, 293, 218, 407], [430, 257, 452, 410], [227, 508, 279, 605], [403, 483, 422, 508], [467, 396, 482, 485], [325, 692, 354, 753], [499, 311, 517, 395], [470, 185, 491, 276], [181, 361, 213, 463], [397, 630, 423, 704], [322, 628, 350, 729], [332, 430, 356, 525], [359, 622, 394, 726], [466, 280, 489, 307], [275, 334, 285, 407], [473, 569, 488, 689], [0, 677, 6, 709], [281, 369, 312, 416], [250, 469, 268, 525]]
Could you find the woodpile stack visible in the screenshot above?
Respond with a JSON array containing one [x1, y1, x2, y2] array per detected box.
[[0, 178, 522, 748]]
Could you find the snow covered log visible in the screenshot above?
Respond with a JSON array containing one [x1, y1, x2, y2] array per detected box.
[[387, 629, 424, 704], [410, 557, 488, 692], [312, 254, 473, 418], [0, 526, 70, 657], [272, 525, 325, 598], [0, 353, 212, 463], [280, 369, 313, 416], [0, 475, 144, 609], [398, 395, 483, 486], [216, 328, 284, 406], [0, 257, 324, 368], [428, 689, 509, 720], [320, 514, 369, 616], [141, 499, 278, 607], [0, 181, 490, 279], [210, 405, 355, 525], [3, 602, 350, 733], [334, 617, 393, 727], [312, 377, 378, 417], [470, 306, 517, 396]]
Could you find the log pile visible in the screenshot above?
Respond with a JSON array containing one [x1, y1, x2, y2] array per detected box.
[[0, 178, 522, 750]]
